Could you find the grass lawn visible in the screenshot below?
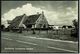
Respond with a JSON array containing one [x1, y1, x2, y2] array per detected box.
[[1, 29, 78, 41]]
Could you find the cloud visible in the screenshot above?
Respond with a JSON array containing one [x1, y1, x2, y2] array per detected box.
[[1, 3, 78, 27]]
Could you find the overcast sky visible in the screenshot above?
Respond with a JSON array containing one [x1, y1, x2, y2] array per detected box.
[[1, 1, 78, 27]]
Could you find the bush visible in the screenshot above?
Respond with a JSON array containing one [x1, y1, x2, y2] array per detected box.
[[72, 19, 78, 38]]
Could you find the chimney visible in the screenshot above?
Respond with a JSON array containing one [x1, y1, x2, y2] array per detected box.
[[37, 12, 39, 15], [42, 11, 44, 15], [23, 14, 26, 16]]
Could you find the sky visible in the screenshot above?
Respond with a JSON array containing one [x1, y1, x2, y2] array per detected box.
[[1, 1, 78, 27]]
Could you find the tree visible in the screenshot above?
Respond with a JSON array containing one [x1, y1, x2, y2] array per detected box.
[[62, 25, 66, 29], [68, 26, 72, 28], [73, 19, 78, 30], [1, 25, 5, 31], [71, 19, 78, 38]]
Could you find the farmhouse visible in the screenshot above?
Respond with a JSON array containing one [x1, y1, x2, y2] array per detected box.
[[8, 11, 48, 29]]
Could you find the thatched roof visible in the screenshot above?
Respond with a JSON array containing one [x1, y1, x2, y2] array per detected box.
[[8, 14, 26, 28], [8, 14, 41, 28], [23, 14, 41, 25]]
